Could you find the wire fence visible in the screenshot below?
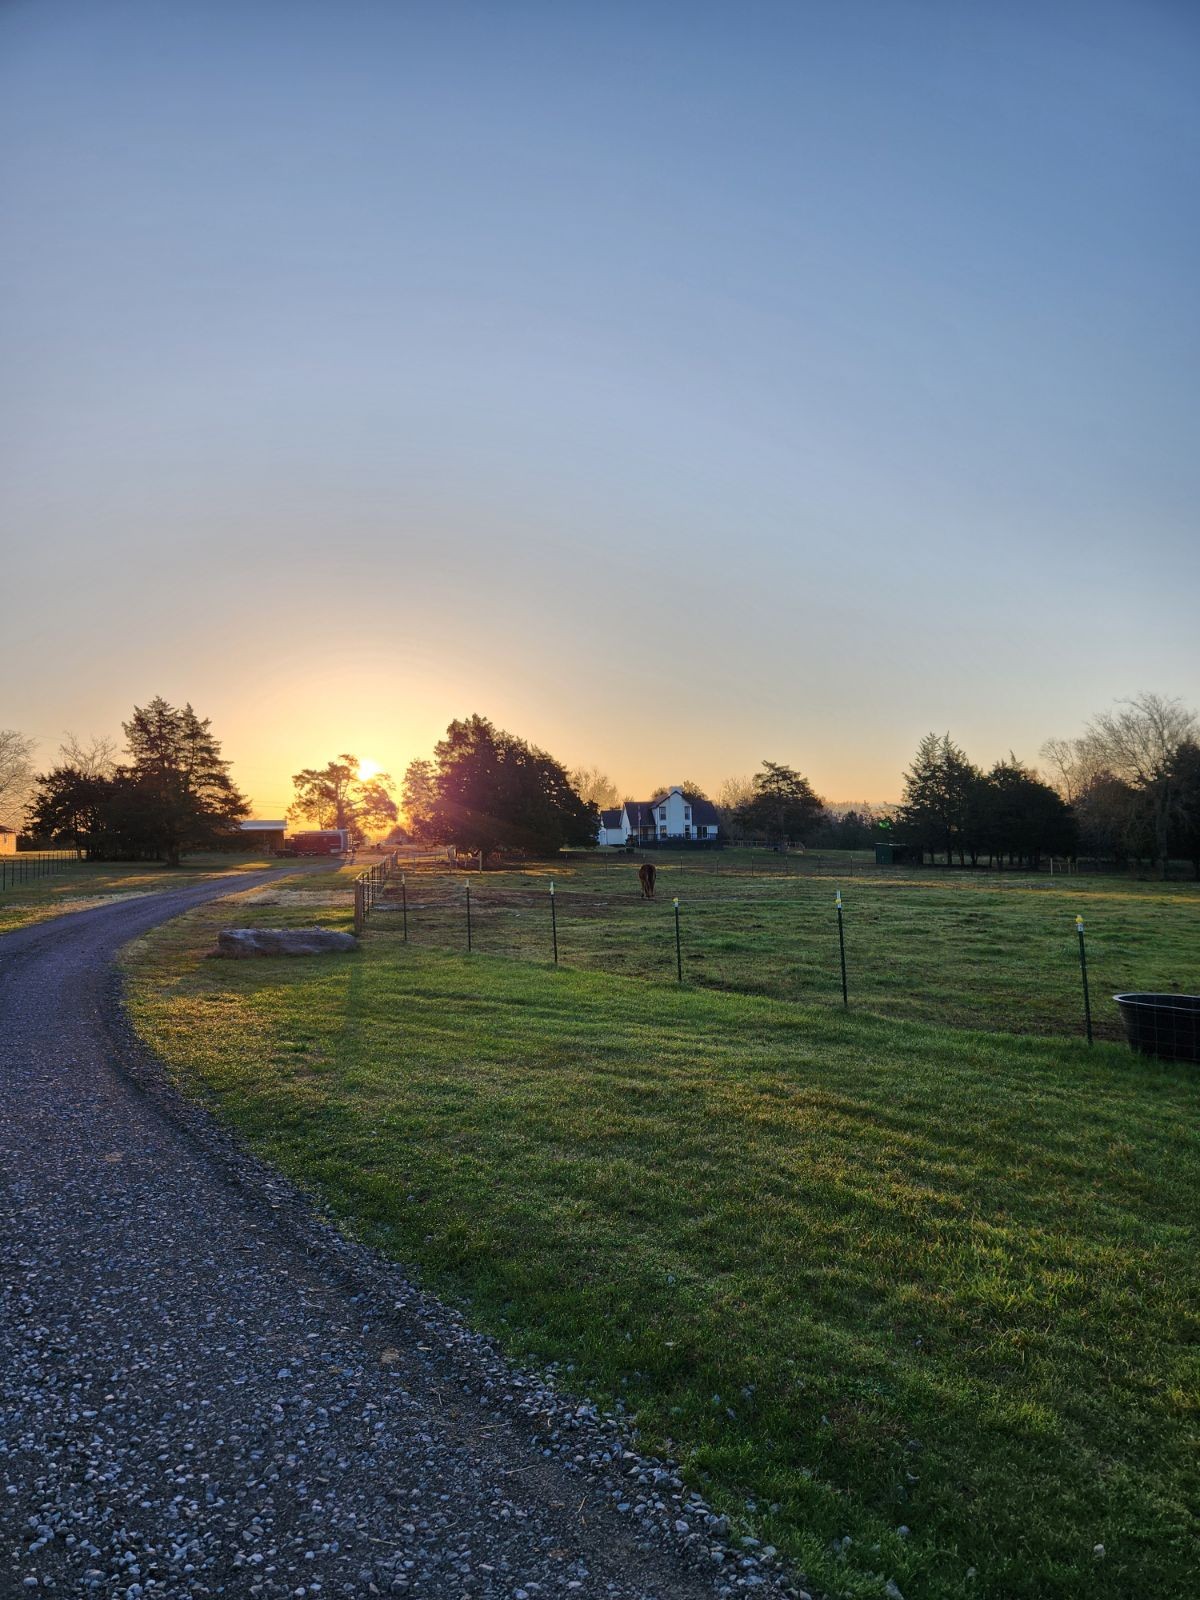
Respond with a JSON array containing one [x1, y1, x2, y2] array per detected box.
[[358, 867, 1200, 1048], [0, 851, 76, 893]]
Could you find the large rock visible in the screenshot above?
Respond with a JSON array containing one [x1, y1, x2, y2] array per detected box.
[[216, 926, 359, 958]]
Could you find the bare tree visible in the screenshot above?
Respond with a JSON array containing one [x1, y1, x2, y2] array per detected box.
[[716, 774, 755, 813], [0, 729, 36, 826], [715, 774, 755, 840], [1038, 736, 1107, 804], [1078, 693, 1198, 877], [647, 778, 711, 802], [60, 733, 118, 779], [568, 766, 620, 809]]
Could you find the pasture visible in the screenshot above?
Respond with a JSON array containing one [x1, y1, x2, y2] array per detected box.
[[122, 854, 1200, 1600], [365, 849, 1200, 1044]]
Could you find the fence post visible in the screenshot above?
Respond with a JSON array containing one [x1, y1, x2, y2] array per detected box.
[[836, 889, 848, 1007], [401, 873, 408, 942], [354, 878, 365, 936], [674, 896, 682, 983], [550, 879, 558, 965], [1076, 915, 1093, 1045], [466, 882, 472, 953]]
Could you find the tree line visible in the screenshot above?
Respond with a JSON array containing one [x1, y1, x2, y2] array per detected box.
[[10, 690, 1198, 877]]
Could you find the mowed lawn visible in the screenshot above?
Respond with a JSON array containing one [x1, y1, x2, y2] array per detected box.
[[125, 886, 1200, 1600], [367, 851, 1200, 1043], [0, 853, 277, 935]]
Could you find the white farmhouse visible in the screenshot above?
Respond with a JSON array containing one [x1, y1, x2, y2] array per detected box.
[[595, 787, 721, 846]]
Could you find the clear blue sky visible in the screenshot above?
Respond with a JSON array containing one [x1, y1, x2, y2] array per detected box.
[[3, 0, 1197, 812]]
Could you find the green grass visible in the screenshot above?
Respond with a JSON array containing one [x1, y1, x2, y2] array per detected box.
[[125, 886, 1200, 1600], [0, 853, 278, 934], [368, 850, 1200, 1042]]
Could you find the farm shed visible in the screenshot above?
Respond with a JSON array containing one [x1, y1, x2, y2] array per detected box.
[[237, 819, 288, 853]]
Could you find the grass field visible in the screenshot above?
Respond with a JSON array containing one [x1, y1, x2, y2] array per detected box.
[[0, 853, 277, 935], [124, 864, 1200, 1600], [366, 850, 1200, 1043]]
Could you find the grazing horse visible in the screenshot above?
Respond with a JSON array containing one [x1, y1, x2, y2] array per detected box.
[[638, 862, 657, 899]]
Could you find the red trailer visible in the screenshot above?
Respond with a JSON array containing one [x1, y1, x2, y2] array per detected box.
[[283, 829, 351, 856]]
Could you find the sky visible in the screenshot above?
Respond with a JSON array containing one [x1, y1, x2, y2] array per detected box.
[[3, 0, 1198, 818]]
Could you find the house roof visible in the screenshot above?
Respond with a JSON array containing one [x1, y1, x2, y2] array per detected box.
[[599, 808, 623, 827], [622, 801, 659, 823], [646, 789, 722, 826]]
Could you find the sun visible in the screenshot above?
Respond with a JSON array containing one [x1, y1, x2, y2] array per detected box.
[[357, 758, 383, 782]]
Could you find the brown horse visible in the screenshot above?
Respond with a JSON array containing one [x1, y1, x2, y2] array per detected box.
[[638, 862, 657, 899]]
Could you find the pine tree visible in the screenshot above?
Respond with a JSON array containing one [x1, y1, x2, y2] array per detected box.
[[122, 697, 248, 865]]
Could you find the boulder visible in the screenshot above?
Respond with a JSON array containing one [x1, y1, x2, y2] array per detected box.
[[216, 926, 358, 958]]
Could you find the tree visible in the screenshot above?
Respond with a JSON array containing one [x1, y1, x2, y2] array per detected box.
[[1074, 771, 1144, 866], [649, 778, 711, 803], [61, 732, 118, 777], [715, 775, 755, 841], [289, 754, 398, 838], [401, 758, 438, 840], [809, 805, 880, 851], [734, 761, 825, 846], [897, 734, 980, 865], [25, 765, 116, 857], [1168, 740, 1200, 881], [415, 714, 597, 856], [1078, 693, 1198, 878], [1038, 736, 1106, 805], [568, 766, 620, 809], [122, 697, 249, 865], [0, 729, 35, 827], [975, 758, 1076, 868]]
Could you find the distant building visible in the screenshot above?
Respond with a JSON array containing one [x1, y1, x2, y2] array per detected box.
[[596, 788, 721, 847], [597, 807, 626, 847], [238, 819, 288, 853], [0, 826, 17, 856], [875, 841, 919, 866]]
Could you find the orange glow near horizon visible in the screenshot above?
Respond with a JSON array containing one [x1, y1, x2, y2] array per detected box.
[[357, 758, 384, 782]]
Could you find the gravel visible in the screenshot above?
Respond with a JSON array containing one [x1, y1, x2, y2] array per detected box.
[[0, 876, 811, 1599]]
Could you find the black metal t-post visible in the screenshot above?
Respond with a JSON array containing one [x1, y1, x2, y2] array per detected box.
[[674, 896, 682, 983], [836, 889, 848, 1007], [401, 873, 408, 942], [550, 880, 558, 964], [466, 882, 472, 953], [1076, 915, 1093, 1044]]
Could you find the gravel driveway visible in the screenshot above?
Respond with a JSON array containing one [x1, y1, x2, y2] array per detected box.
[[0, 877, 804, 1599]]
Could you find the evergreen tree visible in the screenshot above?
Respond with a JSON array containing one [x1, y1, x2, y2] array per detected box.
[[417, 715, 597, 856], [734, 761, 825, 846], [898, 734, 980, 865], [25, 765, 115, 857], [122, 697, 248, 865], [1168, 740, 1200, 880]]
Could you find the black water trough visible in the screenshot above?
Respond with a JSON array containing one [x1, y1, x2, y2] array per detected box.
[[1113, 993, 1200, 1064]]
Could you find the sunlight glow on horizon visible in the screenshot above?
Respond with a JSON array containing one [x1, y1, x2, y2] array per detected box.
[[2, 3, 1196, 808]]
